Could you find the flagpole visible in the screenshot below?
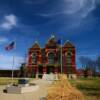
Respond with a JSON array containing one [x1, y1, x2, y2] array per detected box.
[[12, 39, 16, 84], [24, 53, 27, 78], [5, 41, 15, 84], [61, 38, 63, 74], [12, 55, 14, 84]]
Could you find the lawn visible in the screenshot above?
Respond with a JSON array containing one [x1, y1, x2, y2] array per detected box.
[[69, 77, 100, 100], [0, 77, 100, 100], [0, 77, 34, 85]]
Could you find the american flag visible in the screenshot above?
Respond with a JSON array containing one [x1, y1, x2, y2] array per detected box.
[[56, 39, 61, 44], [5, 41, 15, 51]]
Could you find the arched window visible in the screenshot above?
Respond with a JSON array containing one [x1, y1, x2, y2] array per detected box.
[[66, 50, 72, 64], [32, 52, 37, 64], [48, 52, 54, 64]]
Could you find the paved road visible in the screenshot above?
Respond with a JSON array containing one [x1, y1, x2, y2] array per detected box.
[[0, 79, 51, 100]]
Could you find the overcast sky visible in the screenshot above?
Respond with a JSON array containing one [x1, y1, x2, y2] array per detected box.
[[0, 0, 100, 69]]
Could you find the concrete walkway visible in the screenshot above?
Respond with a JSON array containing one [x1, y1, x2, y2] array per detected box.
[[0, 79, 51, 100]]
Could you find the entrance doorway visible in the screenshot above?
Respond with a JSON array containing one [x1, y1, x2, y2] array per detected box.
[[47, 66, 54, 74], [38, 66, 43, 78]]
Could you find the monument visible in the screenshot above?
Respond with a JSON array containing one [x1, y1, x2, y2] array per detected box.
[[4, 78, 39, 94]]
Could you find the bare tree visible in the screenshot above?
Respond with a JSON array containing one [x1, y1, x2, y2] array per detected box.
[[96, 56, 100, 72], [79, 56, 91, 77], [79, 56, 96, 77]]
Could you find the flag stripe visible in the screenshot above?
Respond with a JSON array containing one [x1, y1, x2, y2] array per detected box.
[[57, 39, 61, 44], [5, 41, 15, 51]]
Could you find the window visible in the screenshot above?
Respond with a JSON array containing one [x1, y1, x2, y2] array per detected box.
[[42, 50, 46, 63], [66, 50, 72, 64], [48, 52, 54, 64], [32, 52, 37, 64]]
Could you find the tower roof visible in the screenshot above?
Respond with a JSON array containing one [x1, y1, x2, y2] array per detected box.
[[45, 34, 58, 48], [64, 40, 75, 48], [31, 41, 40, 49]]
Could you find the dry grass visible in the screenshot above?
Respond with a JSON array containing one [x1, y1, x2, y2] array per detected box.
[[46, 74, 84, 100]]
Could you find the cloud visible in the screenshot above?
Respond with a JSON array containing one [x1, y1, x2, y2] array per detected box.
[[0, 54, 24, 69], [0, 14, 17, 30], [96, 0, 100, 4], [35, 0, 96, 31], [38, 0, 95, 18], [0, 37, 8, 44], [63, 0, 95, 16]]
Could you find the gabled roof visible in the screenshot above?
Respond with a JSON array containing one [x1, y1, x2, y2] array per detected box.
[[31, 41, 40, 49], [48, 34, 56, 42], [45, 34, 57, 48], [64, 40, 75, 48]]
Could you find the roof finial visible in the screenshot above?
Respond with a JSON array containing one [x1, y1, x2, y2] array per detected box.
[[35, 40, 38, 44], [67, 40, 70, 42], [51, 33, 55, 39]]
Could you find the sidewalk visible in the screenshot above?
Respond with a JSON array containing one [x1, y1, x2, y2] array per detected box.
[[0, 79, 50, 100]]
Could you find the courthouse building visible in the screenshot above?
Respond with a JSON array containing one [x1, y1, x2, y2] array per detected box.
[[27, 35, 77, 78]]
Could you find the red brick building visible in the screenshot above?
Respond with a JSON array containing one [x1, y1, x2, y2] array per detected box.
[[27, 35, 77, 78]]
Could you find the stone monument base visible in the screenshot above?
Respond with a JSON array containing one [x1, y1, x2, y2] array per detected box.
[[5, 84, 39, 94]]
